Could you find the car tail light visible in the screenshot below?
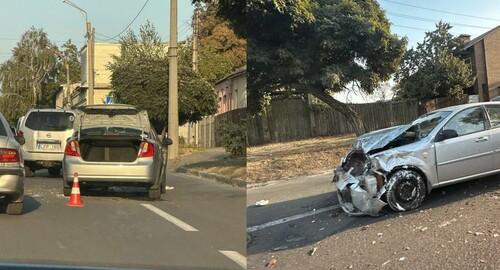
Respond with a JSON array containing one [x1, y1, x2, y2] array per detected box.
[[0, 148, 20, 163], [65, 140, 80, 157], [138, 141, 154, 158]]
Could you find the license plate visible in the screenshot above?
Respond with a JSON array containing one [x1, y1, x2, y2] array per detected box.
[[37, 143, 59, 151]]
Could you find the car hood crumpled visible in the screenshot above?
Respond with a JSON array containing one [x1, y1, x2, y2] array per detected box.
[[353, 124, 411, 153]]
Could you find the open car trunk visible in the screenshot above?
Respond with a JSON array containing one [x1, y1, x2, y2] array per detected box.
[[79, 135, 142, 162]]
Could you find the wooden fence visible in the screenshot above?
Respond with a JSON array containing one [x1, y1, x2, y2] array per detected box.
[[247, 98, 419, 146]]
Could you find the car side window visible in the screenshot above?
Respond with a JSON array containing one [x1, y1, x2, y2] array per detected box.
[[486, 105, 500, 128], [443, 107, 487, 137]]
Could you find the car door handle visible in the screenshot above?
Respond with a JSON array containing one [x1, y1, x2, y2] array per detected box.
[[475, 136, 488, 142]]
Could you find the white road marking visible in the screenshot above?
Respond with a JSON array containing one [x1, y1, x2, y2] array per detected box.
[[141, 203, 199, 232], [219, 250, 247, 269], [247, 205, 341, 233]]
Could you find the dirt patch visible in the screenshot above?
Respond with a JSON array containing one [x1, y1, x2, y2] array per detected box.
[[247, 135, 355, 183]]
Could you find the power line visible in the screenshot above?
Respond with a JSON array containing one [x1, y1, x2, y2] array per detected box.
[[99, 0, 150, 41], [390, 23, 461, 35], [382, 0, 500, 22], [387, 11, 492, 30]]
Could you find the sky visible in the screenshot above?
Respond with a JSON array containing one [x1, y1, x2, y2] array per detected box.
[[335, 0, 500, 103], [0, 0, 194, 63]]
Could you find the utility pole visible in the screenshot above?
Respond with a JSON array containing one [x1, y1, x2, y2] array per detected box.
[[87, 25, 95, 105], [192, 5, 199, 73], [65, 59, 70, 107], [62, 0, 94, 105], [188, 5, 200, 146], [168, 0, 179, 159]]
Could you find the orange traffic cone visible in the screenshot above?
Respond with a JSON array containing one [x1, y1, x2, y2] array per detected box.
[[67, 172, 84, 207]]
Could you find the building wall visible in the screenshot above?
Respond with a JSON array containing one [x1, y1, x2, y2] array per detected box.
[[215, 70, 247, 114], [484, 29, 500, 99], [94, 43, 121, 84]]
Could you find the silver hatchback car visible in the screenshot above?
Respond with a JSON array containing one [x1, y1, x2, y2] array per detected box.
[[62, 104, 172, 200], [0, 111, 25, 214], [334, 102, 500, 216]]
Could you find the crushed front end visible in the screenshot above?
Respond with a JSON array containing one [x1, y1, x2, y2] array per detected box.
[[333, 149, 387, 216]]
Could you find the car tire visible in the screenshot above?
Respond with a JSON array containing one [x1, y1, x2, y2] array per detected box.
[[6, 202, 23, 215], [148, 188, 161, 200], [63, 187, 71, 197], [48, 167, 61, 177], [25, 166, 35, 177], [386, 170, 426, 212]]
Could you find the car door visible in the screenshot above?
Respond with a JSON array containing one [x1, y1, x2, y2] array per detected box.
[[484, 105, 500, 170], [435, 106, 493, 183]]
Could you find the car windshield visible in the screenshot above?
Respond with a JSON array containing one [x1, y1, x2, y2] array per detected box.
[[410, 110, 451, 138], [25, 112, 74, 131]]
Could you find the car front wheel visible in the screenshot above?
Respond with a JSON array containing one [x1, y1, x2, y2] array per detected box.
[[386, 170, 426, 212]]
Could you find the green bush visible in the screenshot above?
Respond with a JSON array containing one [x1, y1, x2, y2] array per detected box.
[[222, 120, 247, 157]]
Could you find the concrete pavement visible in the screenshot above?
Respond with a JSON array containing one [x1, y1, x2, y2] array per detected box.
[[0, 170, 246, 270]]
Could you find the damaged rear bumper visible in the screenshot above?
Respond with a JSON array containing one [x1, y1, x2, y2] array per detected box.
[[333, 167, 387, 216]]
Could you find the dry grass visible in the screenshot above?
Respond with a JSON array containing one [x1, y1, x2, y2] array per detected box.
[[247, 135, 355, 183], [183, 158, 246, 180]]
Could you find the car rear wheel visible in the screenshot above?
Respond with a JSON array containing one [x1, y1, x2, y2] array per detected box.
[[148, 188, 161, 200], [63, 187, 71, 196], [6, 202, 23, 215], [25, 166, 35, 177], [48, 166, 61, 177], [386, 170, 426, 212]]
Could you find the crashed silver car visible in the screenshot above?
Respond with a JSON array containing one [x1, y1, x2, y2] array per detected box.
[[334, 102, 500, 216]]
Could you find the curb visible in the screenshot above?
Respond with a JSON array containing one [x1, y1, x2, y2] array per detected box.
[[176, 166, 246, 188]]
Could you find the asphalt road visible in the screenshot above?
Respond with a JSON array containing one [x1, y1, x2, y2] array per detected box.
[[0, 170, 246, 270], [247, 173, 500, 269]]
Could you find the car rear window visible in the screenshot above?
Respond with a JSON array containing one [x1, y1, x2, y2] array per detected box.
[[25, 112, 74, 131], [0, 120, 6, 137]]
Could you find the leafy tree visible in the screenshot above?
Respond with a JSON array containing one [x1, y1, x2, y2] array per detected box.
[[197, 5, 246, 69], [193, 0, 314, 37], [179, 44, 233, 86], [0, 27, 61, 123], [395, 22, 473, 101], [247, 0, 406, 134], [108, 22, 217, 134], [60, 39, 81, 83]]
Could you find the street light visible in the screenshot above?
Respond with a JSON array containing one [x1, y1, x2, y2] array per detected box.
[[62, 0, 88, 24], [62, 0, 95, 105]]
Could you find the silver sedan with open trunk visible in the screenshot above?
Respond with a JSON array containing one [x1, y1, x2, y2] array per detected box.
[[62, 104, 172, 200], [334, 102, 500, 216]]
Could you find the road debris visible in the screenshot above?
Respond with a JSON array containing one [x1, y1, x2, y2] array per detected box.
[[399, 257, 406, 261], [467, 231, 484, 236], [265, 256, 277, 268], [377, 232, 383, 237], [164, 186, 175, 191], [255, 200, 269, 206], [381, 260, 391, 266], [309, 247, 318, 256], [438, 218, 457, 228]]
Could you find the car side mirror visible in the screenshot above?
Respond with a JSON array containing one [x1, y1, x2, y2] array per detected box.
[[163, 137, 173, 146], [436, 129, 458, 142], [15, 135, 25, 145]]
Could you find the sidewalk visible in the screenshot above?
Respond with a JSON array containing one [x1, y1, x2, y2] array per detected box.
[[170, 147, 246, 188]]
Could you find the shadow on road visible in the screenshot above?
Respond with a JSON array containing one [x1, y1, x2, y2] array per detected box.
[[80, 186, 163, 202], [0, 195, 41, 215], [247, 174, 500, 255]]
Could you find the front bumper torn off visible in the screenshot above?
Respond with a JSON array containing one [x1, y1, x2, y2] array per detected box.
[[334, 167, 386, 216]]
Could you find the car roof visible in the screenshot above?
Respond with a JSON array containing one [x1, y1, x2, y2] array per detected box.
[[433, 101, 500, 113], [27, 108, 74, 113]]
